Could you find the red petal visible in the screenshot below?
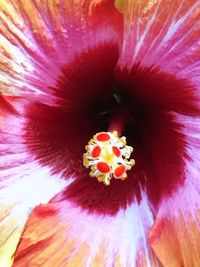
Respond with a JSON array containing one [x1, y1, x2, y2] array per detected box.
[[54, 43, 120, 113], [116, 64, 200, 116], [25, 102, 107, 178]]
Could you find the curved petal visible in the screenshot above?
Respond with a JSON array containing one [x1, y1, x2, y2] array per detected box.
[[117, 0, 200, 104], [149, 114, 200, 266], [13, 191, 162, 267], [0, 96, 68, 266], [0, 0, 122, 109]]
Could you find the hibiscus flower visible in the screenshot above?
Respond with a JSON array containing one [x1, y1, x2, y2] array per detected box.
[[0, 0, 200, 266]]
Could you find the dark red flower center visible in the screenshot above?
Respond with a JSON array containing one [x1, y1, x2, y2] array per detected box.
[[25, 43, 199, 216]]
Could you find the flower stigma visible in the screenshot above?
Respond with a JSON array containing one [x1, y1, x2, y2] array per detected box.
[[83, 131, 135, 186]]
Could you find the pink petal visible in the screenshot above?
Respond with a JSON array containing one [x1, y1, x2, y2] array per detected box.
[[0, 0, 122, 109], [117, 0, 200, 104], [0, 96, 67, 265]]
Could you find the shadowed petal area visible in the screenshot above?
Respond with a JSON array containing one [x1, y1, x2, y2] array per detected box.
[[61, 109, 186, 214], [0, 0, 122, 105], [52, 43, 120, 113], [25, 102, 107, 178], [13, 192, 163, 267], [116, 64, 200, 115], [148, 114, 200, 267]]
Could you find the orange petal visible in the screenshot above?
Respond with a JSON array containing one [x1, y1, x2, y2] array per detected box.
[[0, 203, 27, 267], [149, 212, 200, 267], [13, 195, 162, 266]]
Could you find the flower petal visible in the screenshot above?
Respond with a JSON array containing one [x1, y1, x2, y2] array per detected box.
[[0, 95, 67, 266], [0, 0, 122, 108], [13, 191, 162, 267], [149, 114, 200, 266], [117, 0, 200, 106]]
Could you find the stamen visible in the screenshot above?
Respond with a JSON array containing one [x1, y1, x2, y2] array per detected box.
[[83, 131, 135, 186]]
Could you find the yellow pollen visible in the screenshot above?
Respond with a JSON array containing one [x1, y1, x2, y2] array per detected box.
[[101, 144, 115, 164], [83, 131, 135, 186]]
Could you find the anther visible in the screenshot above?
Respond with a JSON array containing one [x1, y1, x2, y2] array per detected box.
[[83, 131, 135, 186]]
